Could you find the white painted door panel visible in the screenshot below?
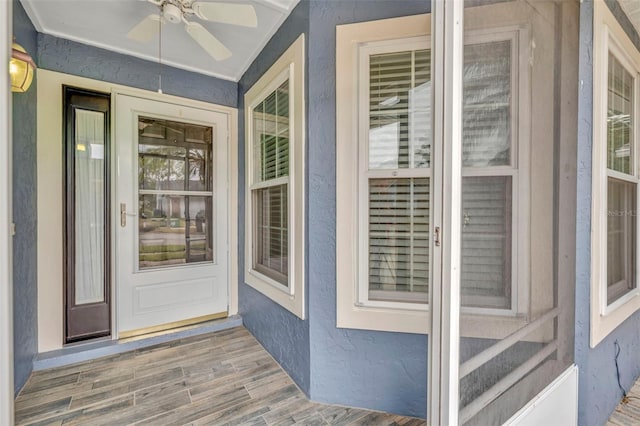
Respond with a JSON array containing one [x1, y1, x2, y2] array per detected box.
[[115, 94, 228, 334]]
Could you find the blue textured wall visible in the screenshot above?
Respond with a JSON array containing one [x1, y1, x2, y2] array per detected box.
[[307, 1, 428, 418], [237, 0, 311, 395], [12, 0, 38, 395], [237, 1, 431, 414], [37, 34, 237, 108], [575, 1, 640, 425]]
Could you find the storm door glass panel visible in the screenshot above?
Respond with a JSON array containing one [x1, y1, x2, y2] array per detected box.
[[366, 47, 431, 304], [137, 117, 213, 269], [458, 2, 576, 425], [251, 79, 290, 287], [75, 110, 106, 304]]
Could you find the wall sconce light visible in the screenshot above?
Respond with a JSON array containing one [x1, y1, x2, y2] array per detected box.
[[10, 42, 37, 93]]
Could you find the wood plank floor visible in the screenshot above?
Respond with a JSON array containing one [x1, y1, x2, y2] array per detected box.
[[15, 327, 426, 426]]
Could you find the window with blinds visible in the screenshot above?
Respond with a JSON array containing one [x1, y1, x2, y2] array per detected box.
[[366, 48, 431, 304], [251, 79, 290, 287], [461, 38, 516, 310], [363, 36, 518, 310]]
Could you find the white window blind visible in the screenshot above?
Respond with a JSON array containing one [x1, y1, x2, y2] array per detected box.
[[364, 38, 517, 310], [366, 48, 431, 304], [369, 50, 431, 169], [461, 176, 512, 309], [368, 178, 429, 303], [463, 40, 511, 167], [461, 39, 516, 310]]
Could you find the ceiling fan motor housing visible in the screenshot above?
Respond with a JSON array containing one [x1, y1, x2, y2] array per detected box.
[[163, 2, 182, 24]]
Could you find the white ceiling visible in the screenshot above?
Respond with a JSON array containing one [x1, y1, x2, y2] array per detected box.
[[619, 0, 640, 39], [20, 0, 300, 82]]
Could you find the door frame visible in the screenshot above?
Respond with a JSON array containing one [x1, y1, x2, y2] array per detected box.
[[429, 1, 464, 424], [1, 0, 15, 422], [35, 69, 238, 350]]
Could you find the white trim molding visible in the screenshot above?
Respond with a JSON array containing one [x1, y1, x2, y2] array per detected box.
[[244, 34, 305, 319], [336, 15, 431, 334], [591, 0, 640, 347], [1, 0, 15, 422]]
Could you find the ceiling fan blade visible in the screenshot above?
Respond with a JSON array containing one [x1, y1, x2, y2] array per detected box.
[[184, 21, 232, 61], [191, 2, 258, 28], [127, 14, 161, 42]]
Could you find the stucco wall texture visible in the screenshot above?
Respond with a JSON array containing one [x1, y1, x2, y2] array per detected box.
[[237, 0, 311, 395], [238, 0, 428, 418], [306, 0, 428, 418], [37, 34, 237, 108], [12, 0, 38, 396]]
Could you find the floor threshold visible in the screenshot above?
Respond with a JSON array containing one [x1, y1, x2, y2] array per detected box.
[[32, 315, 242, 371]]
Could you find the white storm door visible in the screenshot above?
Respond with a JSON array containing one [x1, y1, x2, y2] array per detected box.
[[115, 94, 229, 335]]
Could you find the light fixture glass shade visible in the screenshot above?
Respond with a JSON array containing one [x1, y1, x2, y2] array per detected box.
[[10, 43, 35, 93]]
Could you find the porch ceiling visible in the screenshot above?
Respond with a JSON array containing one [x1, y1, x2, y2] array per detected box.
[[619, 0, 640, 39], [19, 0, 299, 82]]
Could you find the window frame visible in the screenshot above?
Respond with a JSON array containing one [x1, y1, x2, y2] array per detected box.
[[591, 0, 640, 347], [336, 15, 532, 335], [244, 34, 305, 319]]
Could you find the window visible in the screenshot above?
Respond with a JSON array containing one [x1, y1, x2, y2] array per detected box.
[[591, 1, 640, 347], [360, 40, 431, 308], [137, 117, 214, 268], [461, 31, 524, 314], [337, 15, 534, 335], [245, 35, 305, 319], [63, 86, 111, 343]]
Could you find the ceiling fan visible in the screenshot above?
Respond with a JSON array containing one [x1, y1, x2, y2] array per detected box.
[[127, 0, 258, 61]]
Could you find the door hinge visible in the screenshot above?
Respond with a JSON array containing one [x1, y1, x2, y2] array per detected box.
[[434, 226, 441, 247]]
